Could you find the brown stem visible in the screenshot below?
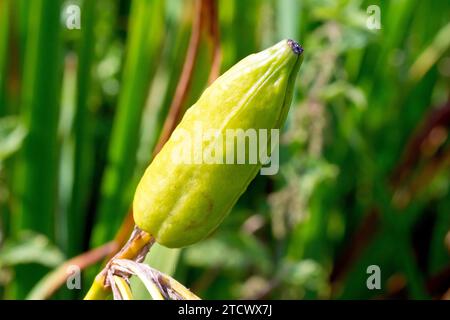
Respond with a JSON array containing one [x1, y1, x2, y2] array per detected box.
[[27, 241, 117, 299], [104, 207, 136, 261], [205, 0, 221, 84], [329, 209, 381, 286], [153, 0, 204, 155], [391, 101, 450, 188]]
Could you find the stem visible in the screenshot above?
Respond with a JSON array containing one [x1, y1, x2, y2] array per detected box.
[[84, 226, 154, 300], [112, 276, 134, 300], [27, 241, 117, 299], [84, 275, 110, 300]]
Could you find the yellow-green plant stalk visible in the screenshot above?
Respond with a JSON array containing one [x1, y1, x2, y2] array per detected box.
[[133, 39, 303, 248]]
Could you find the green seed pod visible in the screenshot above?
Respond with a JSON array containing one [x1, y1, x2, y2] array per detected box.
[[133, 39, 303, 248]]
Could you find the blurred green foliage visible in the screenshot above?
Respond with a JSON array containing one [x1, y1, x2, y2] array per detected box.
[[0, 0, 449, 300]]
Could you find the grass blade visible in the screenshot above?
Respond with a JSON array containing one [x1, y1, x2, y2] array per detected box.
[[67, 0, 96, 257], [12, 0, 64, 298]]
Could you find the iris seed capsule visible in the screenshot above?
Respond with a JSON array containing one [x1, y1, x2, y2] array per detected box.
[[133, 39, 303, 248]]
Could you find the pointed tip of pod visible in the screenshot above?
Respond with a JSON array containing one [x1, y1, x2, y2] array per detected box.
[[287, 39, 304, 55]]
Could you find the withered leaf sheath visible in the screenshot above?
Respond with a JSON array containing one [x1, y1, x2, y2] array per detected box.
[[133, 39, 303, 248]]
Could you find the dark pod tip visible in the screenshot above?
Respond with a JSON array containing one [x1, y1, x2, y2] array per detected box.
[[287, 39, 304, 55]]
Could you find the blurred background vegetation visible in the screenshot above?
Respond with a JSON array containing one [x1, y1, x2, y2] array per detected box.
[[0, 0, 449, 300]]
